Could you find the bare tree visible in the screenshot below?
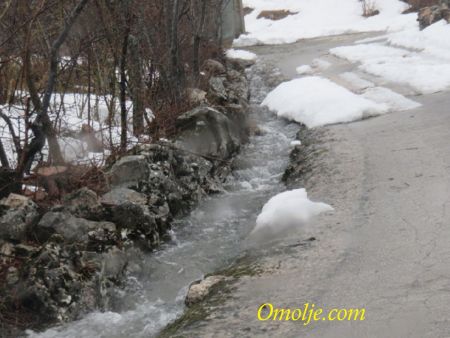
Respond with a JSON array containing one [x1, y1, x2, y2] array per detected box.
[[20, 0, 90, 175]]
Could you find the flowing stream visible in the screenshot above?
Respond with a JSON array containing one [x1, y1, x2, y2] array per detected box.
[[30, 62, 299, 338]]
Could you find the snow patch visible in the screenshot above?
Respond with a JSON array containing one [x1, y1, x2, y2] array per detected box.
[[262, 76, 388, 128], [250, 189, 333, 242], [331, 39, 450, 94], [226, 49, 257, 61], [312, 58, 331, 71], [296, 65, 314, 75]]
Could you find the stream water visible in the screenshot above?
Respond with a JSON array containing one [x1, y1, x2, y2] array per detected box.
[[30, 62, 299, 338]]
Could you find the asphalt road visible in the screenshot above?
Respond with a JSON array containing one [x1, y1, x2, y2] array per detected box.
[[168, 34, 450, 338]]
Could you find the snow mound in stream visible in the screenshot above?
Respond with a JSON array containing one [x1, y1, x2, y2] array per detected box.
[[250, 189, 333, 242]]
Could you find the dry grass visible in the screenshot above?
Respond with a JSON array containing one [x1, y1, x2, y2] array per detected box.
[[257, 10, 298, 21]]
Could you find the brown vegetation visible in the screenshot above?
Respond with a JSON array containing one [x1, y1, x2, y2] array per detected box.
[[257, 10, 298, 21], [361, 0, 380, 17], [403, 0, 441, 12], [0, 0, 232, 202]]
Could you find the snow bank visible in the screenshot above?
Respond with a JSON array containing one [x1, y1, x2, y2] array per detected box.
[[262, 76, 388, 128], [235, 0, 417, 46], [226, 49, 257, 61], [250, 189, 333, 241], [331, 41, 450, 94], [388, 20, 450, 61]]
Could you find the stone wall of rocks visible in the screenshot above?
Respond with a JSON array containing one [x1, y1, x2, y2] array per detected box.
[[0, 57, 253, 335]]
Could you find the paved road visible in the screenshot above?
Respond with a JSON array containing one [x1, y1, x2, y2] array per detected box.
[[168, 34, 450, 338]]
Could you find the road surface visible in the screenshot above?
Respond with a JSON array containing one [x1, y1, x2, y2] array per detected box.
[[165, 33, 450, 338]]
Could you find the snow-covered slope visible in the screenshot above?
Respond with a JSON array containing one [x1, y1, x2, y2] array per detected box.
[[235, 0, 417, 46]]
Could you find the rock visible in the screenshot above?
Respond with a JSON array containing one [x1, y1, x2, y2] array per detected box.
[[0, 194, 39, 241], [0, 240, 14, 260], [8, 237, 127, 326], [14, 243, 38, 257], [100, 247, 127, 280], [208, 76, 228, 103], [226, 70, 250, 103], [36, 212, 116, 244], [186, 88, 207, 105], [101, 187, 160, 249], [418, 2, 450, 29], [6, 266, 19, 285], [111, 202, 160, 249], [13, 243, 96, 323], [101, 187, 148, 206], [63, 188, 104, 220], [176, 105, 242, 160], [201, 59, 226, 77], [185, 275, 227, 307], [109, 155, 149, 186]]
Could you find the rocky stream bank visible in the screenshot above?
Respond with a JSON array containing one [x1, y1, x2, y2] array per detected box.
[[0, 56, 253, 337]]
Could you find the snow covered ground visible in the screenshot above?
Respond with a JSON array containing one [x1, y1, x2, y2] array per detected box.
[[0, 93, 144, 168], [253, 2, 450, 128], [235, 0, 417, 46], [331, 35, 450, 94]]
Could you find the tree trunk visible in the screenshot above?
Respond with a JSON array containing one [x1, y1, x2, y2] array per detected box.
[[193, 0, 208, 83], [170, 0, 183, 97], [128, 35, 145, 136], [0, 138, 9, 169], [20, 0, 89, 175], [120, 29, 130, 151]]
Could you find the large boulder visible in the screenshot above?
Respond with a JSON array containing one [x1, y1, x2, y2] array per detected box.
[[208, 76, 228, 103], [0, 194, 39, 241], [101, 187, 162, 250], [35, 212, 116, 244], [186, 88, 207, 105], [63, 187, 104, 220], [201, 59, 226, 77], [109, 155, 149, 186], [176, 105, 242, 160]]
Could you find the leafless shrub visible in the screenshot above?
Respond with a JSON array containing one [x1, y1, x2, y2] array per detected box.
[[360, 0, 380, 17]]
